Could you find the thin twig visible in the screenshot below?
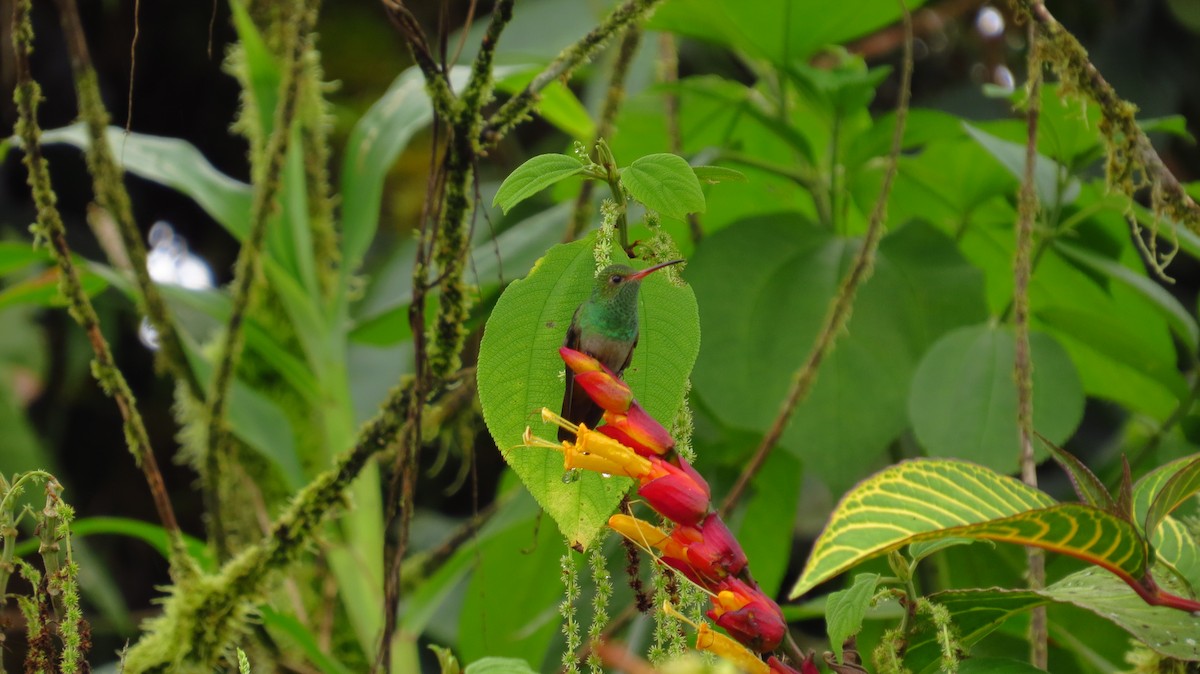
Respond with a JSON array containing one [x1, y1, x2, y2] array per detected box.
[[1014, 16, 1047, 668], [11, 0, 189, 575], [381, 0, 454, 114], [659, 33, 704, 244], [205, 0, 315, 560], [376, 1, 516, 668], [52, 0, 203, 401], [480, 0, 666, 148], [720, 0, 914, 517], [566, 26, 643, 241]]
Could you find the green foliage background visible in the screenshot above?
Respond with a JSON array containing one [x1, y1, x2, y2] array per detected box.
[[2, 0, 1200, 672]]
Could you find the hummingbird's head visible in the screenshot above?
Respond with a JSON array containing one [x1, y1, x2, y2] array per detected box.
[[593, 260, 683, 301]]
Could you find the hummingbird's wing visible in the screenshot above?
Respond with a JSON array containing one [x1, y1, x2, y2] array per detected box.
[[560, 306, 594, 441]]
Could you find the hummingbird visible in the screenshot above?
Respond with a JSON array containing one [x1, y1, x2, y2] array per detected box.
[[559, 259, 683, 441]]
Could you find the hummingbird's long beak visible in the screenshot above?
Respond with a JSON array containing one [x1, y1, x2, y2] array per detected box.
[[628, 259, 684, 281]]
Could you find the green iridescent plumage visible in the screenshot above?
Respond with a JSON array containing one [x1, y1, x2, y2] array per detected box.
[[559, 260, 682, 440]]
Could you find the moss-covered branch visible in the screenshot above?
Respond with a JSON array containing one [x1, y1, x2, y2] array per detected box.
[[1015, 0, 1200, 234], [204, 0, 315, 559], [11, 0, 190, 575], [719, 0, 914, 516], [480, 0, 667, 147], [51, 0, 203, 402], [123, 380, 414, 673]]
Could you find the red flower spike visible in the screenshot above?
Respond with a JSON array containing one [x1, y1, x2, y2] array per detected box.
[[573, 370, 634, 414], [707, 578, 787, 652], [676, 516, 747, 581], [638, 457, 711, 526], [600, 403, 675, 456]]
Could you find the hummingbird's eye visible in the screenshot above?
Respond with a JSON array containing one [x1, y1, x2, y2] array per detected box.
[[609, 275, 623, 285]]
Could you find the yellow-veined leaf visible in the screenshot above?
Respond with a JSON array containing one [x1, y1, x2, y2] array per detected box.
[[789, 459, 1156, 598]]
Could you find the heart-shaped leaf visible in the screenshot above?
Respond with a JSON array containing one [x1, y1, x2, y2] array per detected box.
[[477, 236, 700, 548]]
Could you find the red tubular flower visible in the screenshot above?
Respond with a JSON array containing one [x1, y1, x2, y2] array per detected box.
[[637, 456, 710, 525], [599, 402, 675, 456], [608, 513, 745, 587], [707, 578, 787, 653], [658, 515, 747, 586], [559, 347, 633, 414]]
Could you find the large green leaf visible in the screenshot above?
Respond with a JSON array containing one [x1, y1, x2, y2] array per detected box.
[[458, 504, 564, 666], [690, 216, 987, 492], [791, 459, 1055, 598], [907, 325, 1085, 473], [1055, 242, 1200, 353], [649, 0, 929, 65], [476, 236, 700, 548], [37, 124, 252, 238]]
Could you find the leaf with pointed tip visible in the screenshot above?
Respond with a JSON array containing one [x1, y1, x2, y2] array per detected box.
[[1055, 242, 1200, 353], [791, 461, 1154, 599], [37, 124, 252, 238], [1036, 433, 1114, 511], [963, 122, 1081, 205], [1143, 454, 1200, 537], [790, 459, 1056, 598], [493, 154, 588, 214], [476, 236, 700, 548], [621, 153, 707, 218], [692, 165, 748, 184]]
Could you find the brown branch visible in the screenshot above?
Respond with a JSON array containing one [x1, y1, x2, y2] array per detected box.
[[381, 0, 454, 114], [1015, 0, 1200, 233], [11, 0, 189, 575], [1013, 15, 1047, 669], [659, 33, 704, 244], [720, 1, 914, 517], [566, 25, 643, 241]]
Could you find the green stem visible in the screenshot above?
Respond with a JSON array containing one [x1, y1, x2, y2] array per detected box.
[[51, 0, 203, 402], [205, 0, 314, 560], [719, 1, 913, 516], [11, 0, 191, 576]]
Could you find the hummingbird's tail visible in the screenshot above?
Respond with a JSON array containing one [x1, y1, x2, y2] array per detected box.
[[559, 366, 604, 442]]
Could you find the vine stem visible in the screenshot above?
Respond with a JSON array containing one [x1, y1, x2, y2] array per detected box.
[[52, 0, 203, 402], [1013, 0, 1200, 233], [10, 0, 190, 575], [1014, 16, 1048, 669], [479, 0, 667, 148], [566, 26, 643, 242], [720, 0, 914, 517], [204, 0, 315, 560]]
